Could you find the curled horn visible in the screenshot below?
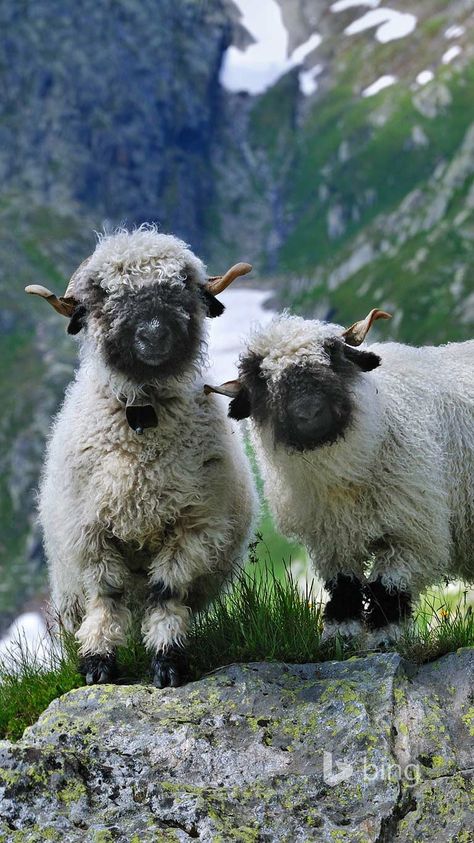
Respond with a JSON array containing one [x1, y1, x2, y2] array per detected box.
[[25, 256, 91, 317], [204, 380, 242, 398], [342, 308, 392, 347], [206, 262, 252, 295], [24, 285, 77, 317]]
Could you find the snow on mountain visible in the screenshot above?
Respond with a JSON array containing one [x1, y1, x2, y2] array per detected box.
[[442, 45, 463, 65], [445, 25, 466, 39], [220, 0, 321, 95], [331, 0, 381, 11], [222, 1, 421, 99], [416, 70, 435, 86], [362, 74, 397, 97], [342, 8, 417, 44], [299, 63, 324, 96]]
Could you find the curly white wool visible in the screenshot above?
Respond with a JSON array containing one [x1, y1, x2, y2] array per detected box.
[[74, 224, 208, 295]]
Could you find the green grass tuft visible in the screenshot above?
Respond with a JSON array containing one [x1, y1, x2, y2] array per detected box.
[[397, 589, 474, 665], [0, 629, 82, 740], [188, 559, 326, 675]]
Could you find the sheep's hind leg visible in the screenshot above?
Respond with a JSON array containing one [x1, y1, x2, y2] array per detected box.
[[365, 576, 412, 649], [141, 580, 190, 689], [322, 573, 365, 642]]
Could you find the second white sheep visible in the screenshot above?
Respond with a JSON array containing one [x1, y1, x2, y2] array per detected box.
[[207, 310, 474, 645]]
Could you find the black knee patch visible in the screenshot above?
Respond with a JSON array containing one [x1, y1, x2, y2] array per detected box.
[[149, 580, 177, 603], [365, 578, 412, 629], [324, 574, 364, 622]]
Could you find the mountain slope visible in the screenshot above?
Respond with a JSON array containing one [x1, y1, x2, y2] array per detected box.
[[211, 0, 474, 343], [0, 199, 95, 626]]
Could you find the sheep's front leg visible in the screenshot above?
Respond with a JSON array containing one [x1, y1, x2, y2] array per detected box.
[[76, 544, 131, 684], [142, 579, 191, 688], [322, 573, 365, 642], [142, 523, 227, 688]]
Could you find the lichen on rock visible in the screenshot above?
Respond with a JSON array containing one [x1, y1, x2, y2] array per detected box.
[[0, 650, 472, 841]]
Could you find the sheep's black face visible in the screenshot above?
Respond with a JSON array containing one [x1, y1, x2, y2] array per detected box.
[[273, 363, 353, 450], [230, 340, 380, 452], [89, 282, 206, 383]]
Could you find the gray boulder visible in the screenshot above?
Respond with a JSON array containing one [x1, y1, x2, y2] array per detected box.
[[0, 650, 472, 841]]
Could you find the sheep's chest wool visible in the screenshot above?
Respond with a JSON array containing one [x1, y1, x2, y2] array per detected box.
[[75, 387, 234, 553], [29, 227, 257, 688]]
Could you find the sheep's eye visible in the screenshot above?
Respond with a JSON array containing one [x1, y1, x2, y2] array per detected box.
[[86, 282, 107, 307]]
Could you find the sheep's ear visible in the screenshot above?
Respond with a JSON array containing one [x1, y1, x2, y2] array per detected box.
[[67, 304, 87, 335], [199, 288, 225, 318], [228, 387, 251, 420], [342, 344, 381, 371], [204, 380, 251, 420]]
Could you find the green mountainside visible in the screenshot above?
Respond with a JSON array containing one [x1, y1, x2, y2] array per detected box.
[[1, 0, 473, 626], [0, 201, 94, 624], [211, 0, 474, 345]]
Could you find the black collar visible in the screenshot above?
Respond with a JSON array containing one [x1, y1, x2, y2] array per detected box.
[[125, 404, 158, 435]]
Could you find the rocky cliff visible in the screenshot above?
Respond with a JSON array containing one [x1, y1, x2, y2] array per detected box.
[[0, 650, 472, 841]]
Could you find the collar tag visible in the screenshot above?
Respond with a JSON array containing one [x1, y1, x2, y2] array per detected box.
[[125, 404, 158, 433]]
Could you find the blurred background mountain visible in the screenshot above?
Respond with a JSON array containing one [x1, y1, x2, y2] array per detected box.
[[1, 0, 473, 634]]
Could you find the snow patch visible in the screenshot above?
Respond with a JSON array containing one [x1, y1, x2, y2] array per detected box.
[[416, 70, 434, 86], [331, 0, 380, 10], [299, 64, 323, 96], [442, 45, 462, 65], [444, 25, 465, 40], [411, 125, 429, 147], [221, 0, 321, 96], [206, 288, 275, 385], [0, 612, 53, 673], [344, 8, 417, 43], [362, 74, 397, 97]]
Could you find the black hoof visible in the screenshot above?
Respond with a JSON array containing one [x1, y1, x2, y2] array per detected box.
[[151, 649, 188, 689], [79, 653, 118, 685]]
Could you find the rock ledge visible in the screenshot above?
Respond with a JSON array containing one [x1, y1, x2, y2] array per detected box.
[[0, 650, 473, 841]]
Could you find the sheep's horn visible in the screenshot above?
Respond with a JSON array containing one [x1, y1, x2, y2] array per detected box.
[[342, 309, 392, 346], [64, 256, 92, 300], [25, 284, 77, 317], [206, 262, 252, 295], [204, 380, 242, 398]]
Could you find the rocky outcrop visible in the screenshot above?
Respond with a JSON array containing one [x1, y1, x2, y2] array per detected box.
[[0, 650, 472, 841]]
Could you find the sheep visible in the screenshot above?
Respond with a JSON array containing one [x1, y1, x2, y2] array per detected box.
[[205, 310, 474, 645], [25, 226, 257, 686]]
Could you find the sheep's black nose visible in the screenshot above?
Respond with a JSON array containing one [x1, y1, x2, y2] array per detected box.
[[136, 319, 162, 344], [135, 320, 172, 357], [292, 397, 326, 425], [294, 405, 322, 424], [289, 395, 333, 441]]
